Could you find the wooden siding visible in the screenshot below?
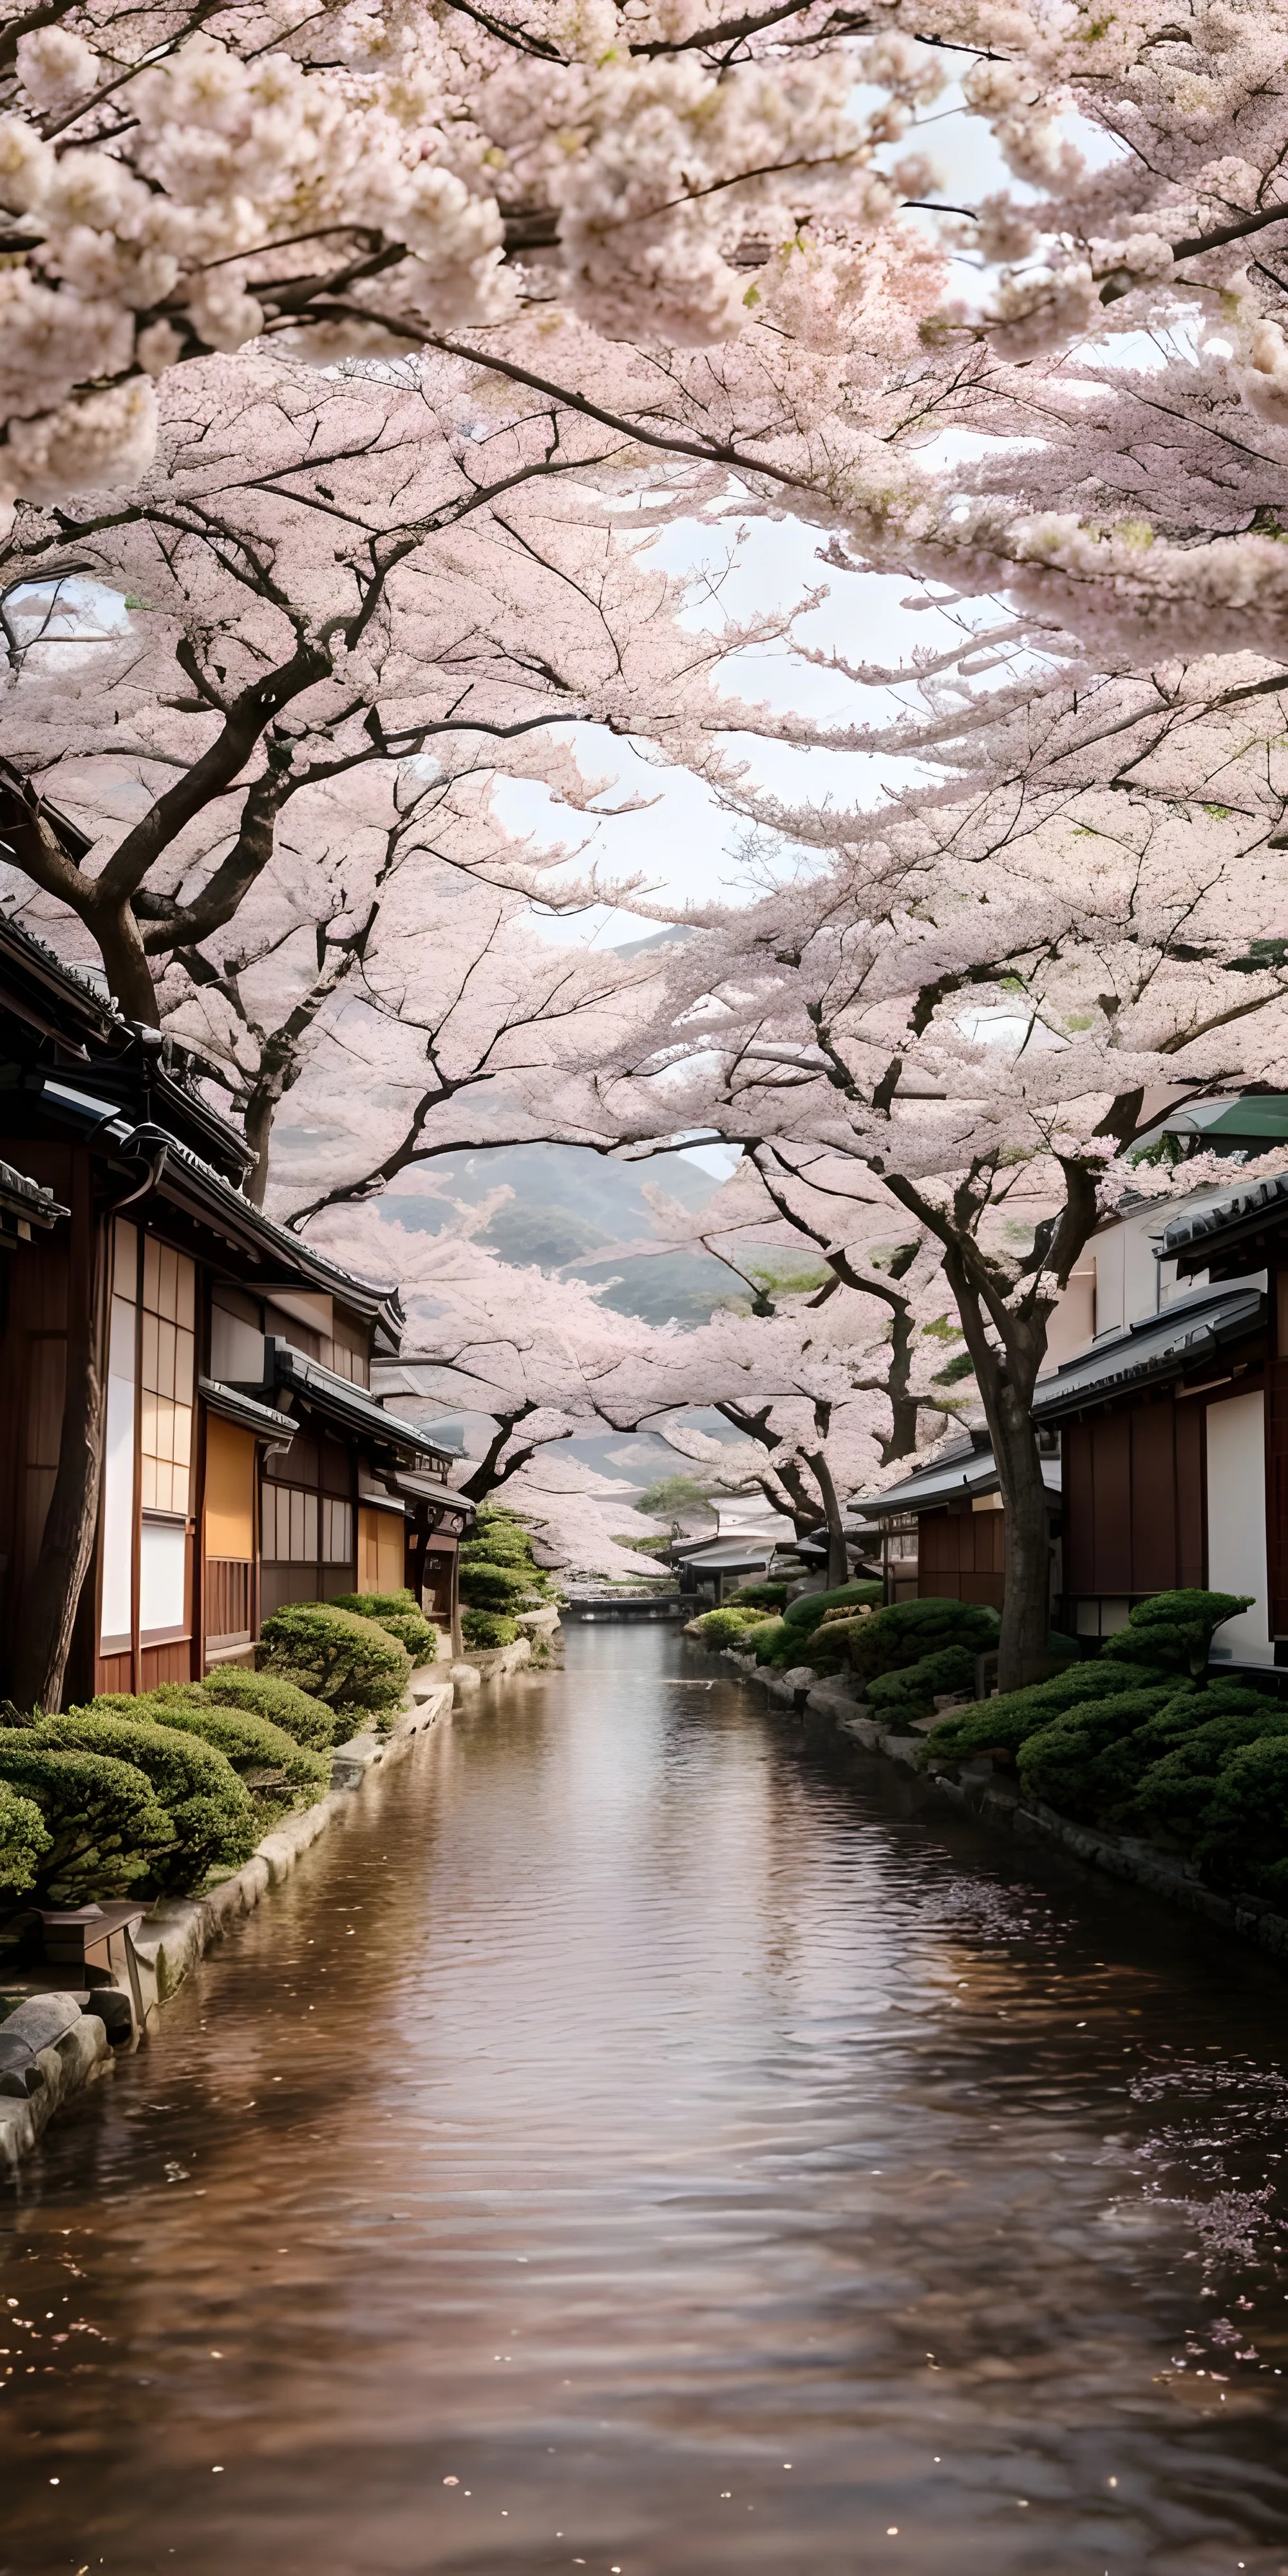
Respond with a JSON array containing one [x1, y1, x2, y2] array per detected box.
[[917, 1506, 1006, 1611], [205, 1555, 252, 1648], [1063, 1392, 1205, 1599], [1268, 1269, 1288, 1635], [358, 1503, 404, 1592], [140, 1638, 196, 1689]]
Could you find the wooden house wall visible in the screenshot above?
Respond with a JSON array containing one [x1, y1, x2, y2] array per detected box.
[[260, 1428, 359, 1618], [1268, 1271, 1288, 1636], [916, 1505, 1007, 1611], [0, 1140, 74, 1696], [1062, 1390, 1204, 1601]]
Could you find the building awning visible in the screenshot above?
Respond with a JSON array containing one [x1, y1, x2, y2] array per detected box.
[[1163, 1170, 1288, 1274], [265, 1341, 442, 1465], [20, 1084, 406, 1347], [1030, 1282, 1264, 1420], [199, 1377, 297, 1443], [673, 1539, 779, 1575], [0, 1157, 66, 1246], [855, 1443, 1061, 1519], [392, 1472, 474, 1535]]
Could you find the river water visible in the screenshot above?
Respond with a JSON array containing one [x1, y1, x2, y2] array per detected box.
[[2, 1627, 1287, 2576]]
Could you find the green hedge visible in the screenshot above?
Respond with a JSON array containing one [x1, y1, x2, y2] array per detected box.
[[1198, 1736, 1288, 1897], [921, 1591, 1288, 1901], [0, 1734, 174, 1904], [462, 1511, 533, 1567], [692, 1606, 768, 1648], [80, 1690, 328, 1811], [1114, 1692, 1288, 1846], [258, 1600, 411, 1717], [1016, 1687, 1180, 1819], [199, 1666, 339, 1750], [746, 1616, 791, 1665], [728, 1581, 789, 1610], [460, 1607, 519, 1649], [1097, 1587, 1252, 1678], [848, 1596, 1000, 1686], [30, 1711, 258, 1893], [459, 1559, 534, 1612], [0, 1777, 51, 1894], [923, 1660, 1144, 1765], [784, 1580, 884, 1633], [866, 1645, 980, 1721], [460, 1508, 553, 1616], [329, 1589, 439, 1663]]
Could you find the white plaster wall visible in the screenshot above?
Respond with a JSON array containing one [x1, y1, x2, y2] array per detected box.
[[1205, 1390, 1272, 1665]]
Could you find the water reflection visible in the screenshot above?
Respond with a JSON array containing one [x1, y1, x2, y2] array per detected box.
[[1, 1627, 1285, 2574]]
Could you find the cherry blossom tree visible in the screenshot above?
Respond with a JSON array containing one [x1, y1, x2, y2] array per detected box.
[[0, 352, 790, 1027], [138, 757, 665, 1208], [491, 1454, 672, 1587], [577, 1151, 964, 1571], [582, 646, 1288, 1687], [318, 1170, 955, 1587], [0, 0, 1283, 698], [0, 0, 954, 509]]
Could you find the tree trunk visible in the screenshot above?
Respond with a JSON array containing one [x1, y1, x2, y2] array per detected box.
[[92, 902, 160, 1027], [10, 1186, 106, 1713], [936, 1248, 1050, 1691], [989, 1397, 1053, 1692], [808, 1448, 849, 1590]]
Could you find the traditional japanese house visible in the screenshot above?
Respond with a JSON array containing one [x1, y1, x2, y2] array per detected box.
[[1030, 1163, 1274, 1661], [853, 1429, 1063, 1614], [0, 914, 470, 1705]]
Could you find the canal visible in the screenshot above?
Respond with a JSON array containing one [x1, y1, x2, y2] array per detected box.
[[2, 1626, 1287, 2575]]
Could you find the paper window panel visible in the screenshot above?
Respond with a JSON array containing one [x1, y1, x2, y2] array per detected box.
[[140, 1240, 196, 1519]]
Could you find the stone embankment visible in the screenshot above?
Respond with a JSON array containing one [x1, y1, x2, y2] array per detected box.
[[0, 1619, 556, 2180], [723, 1647, 1288, 1965], [448, 1604, 562, 1699]]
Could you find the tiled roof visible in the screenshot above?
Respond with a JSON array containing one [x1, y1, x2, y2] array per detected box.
[[1031, 1281, 1264, 1419], [1162, 1171, 1288, 1263], [855, 1441, 1061, 1518]]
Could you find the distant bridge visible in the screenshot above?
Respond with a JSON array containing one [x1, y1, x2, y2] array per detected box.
[[560, 1593, 687, 1624]]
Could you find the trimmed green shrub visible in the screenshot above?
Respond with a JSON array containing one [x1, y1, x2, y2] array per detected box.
[[258, 1600, 411, 1717], [867, 1645, 979, 1720], [1115, 1700, 1288, 1845], [461, 1607, 520, 1648], [1197, 1735, 1288, 1893], [0, 1734, 173, 1903], [1016, 1687, 1179, 1819], [728, 1581, 789, 1610], [199, 1666, 339, 1751], [459, 1559, 535, 1613], [801, 1612, 873, 1675], [329, 1589, 439, 1663], [463, 1511, 533, 1566], [0, 1778, 50, 1893], [747, 1616, 791, 1665], [692, 1606, 768, 1648], [849, 1596, 1000, 1687], [1098, 1588, 1253, 1679], [84, 1692, 327, 1810], [35, 1711, 258, 1893], [784, 1580, 884, 1633], [461, 1508, 554, 1613], [924, 1660, 1141, 1765]]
